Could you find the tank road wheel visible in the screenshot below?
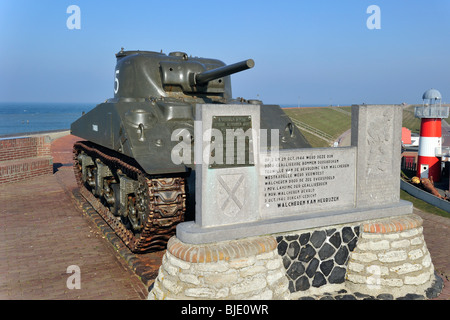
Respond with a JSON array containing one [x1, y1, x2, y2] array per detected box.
[[126, 196, 144, 233], [126, 175, 150, 234], [103, 179, 120, 216], [85, 166, 95, 190], [75, 151, 96, 190]]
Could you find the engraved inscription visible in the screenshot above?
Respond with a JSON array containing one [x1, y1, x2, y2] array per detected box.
[[357, 106, 400, 206], [366, 108, 394, 176], [260, 148, 356, 218]]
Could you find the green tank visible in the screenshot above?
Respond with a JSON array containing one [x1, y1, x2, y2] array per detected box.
[[71, 49, 310, 253]]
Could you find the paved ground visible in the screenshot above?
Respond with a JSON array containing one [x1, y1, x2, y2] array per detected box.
[[0, 133, 448, 300], [0, 134, 149, 299], [415, 209, 450, 300]]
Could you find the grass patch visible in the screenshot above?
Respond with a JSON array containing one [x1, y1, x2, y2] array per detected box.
[[297, 130, 331, 148], [285, 105, 423, 143], [284, 107, 351, 139], [284, 107, 351, 147], [402, 105, 421, 134], [400, 189, 450, 218]]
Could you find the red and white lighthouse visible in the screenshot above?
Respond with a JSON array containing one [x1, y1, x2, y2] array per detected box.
[[415, 89, 449, 182]]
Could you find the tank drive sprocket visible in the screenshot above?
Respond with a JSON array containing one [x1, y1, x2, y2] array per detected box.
[[73, 140, 186, 253]]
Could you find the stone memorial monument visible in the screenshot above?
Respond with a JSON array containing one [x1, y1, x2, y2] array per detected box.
[[149, 104, 441, 300], [176, 104, 411, 244]]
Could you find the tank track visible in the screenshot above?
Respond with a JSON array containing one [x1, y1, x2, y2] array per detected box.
[[73, 141, 186, 253]]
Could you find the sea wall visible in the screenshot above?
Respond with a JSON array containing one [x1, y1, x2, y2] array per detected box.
[[0, 136, 53, 184]]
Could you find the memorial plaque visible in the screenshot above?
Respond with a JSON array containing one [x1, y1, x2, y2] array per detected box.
[[259, 147, 356, 218], [209, 115, 254, 168]]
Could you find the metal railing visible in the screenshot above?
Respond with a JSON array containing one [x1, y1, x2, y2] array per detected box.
[[291, 118, 334, 144], [414, 106, 449, 118]]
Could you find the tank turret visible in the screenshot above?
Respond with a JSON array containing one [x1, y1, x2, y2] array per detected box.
[[71, 49, 310, 253], [111, 50, 253, 102]]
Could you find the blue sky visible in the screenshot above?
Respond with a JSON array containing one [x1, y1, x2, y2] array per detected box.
[[0, 0, 449, 105]]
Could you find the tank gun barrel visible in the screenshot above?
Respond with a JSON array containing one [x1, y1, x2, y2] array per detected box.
[[194, 59, 254, 85]]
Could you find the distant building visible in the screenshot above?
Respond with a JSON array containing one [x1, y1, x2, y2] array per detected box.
[[402, 127, 411, 145]]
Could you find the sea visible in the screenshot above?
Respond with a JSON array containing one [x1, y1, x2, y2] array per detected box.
[[0, 102, 334, 137], [0, 102, 95, 136]]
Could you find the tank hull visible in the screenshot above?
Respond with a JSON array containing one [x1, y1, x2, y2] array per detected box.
[[71, 101, 310, 175]]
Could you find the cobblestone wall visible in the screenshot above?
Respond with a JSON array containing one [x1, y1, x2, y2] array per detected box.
[[345, 214, 436, 298], [149, 236, 290, 300]]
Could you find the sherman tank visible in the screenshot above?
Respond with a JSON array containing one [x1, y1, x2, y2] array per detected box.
[[71, 49, 310, 253]]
